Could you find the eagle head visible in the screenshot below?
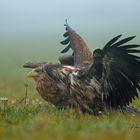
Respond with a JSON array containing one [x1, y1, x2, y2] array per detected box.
[[27, 67, 45, 81]]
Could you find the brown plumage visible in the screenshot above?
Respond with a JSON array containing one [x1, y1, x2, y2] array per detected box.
[[60, 21, 92, 66], [23, 61, 52, 68], [24, 23, 140, 115], [27, 64, 76, 109], [23, 22, 92, 109]]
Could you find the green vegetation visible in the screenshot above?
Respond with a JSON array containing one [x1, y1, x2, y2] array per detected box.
[[0, 102, 140, 140], [0, 36, 140, 140]]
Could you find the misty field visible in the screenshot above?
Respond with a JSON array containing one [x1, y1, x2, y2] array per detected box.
[[0, 36, 140, 140]]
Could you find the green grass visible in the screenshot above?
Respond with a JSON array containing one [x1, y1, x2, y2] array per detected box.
[[0, 102, 140, 140], [0, 37, 140, 140]]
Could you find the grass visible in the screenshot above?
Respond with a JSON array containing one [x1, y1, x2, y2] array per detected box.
[[0, 102, 140, 140], [0, 36, 140, 140]]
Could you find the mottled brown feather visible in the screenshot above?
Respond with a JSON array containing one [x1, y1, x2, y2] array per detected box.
[[34, 68, 76, 109], [68, 26, 92, 66]]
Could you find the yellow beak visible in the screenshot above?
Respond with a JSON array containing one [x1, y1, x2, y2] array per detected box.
[[27, 70, 39, 78]]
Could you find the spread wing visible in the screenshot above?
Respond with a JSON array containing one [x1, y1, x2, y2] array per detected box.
[[78, 35, 140, 108], [23, 61, 51, 68], [60, 21, 92, 66], [23, 22, 92, 67]]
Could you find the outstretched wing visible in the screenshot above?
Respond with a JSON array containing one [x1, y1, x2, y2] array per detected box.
[[60, 21, 92, 66], [78, 35, 140, 108], [23, 61, 51, 68]]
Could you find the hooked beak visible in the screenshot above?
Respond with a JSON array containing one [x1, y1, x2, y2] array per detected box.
[[27, 70, 39, 78]]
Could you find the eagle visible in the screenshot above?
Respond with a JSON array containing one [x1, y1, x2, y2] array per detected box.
[[23, 22, 140, 115], [23, 22, 92, 109]]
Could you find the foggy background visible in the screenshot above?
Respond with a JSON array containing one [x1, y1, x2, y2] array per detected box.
[[0, 0, 140, 35], [0, 0, 140, 78]]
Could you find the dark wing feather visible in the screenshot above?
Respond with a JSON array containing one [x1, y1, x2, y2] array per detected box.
[[102, 35, 140, 107], [80, 35, 140, 108], [60, 37, 70, 45], [60, 44, 71, 53], [112, 36, 136, 48], [118, 44, 140, 50], [60, 21, 92, 66], [104, 34, 122, 50], [125, 49, 140, 53], [63, 31, 69, 37]]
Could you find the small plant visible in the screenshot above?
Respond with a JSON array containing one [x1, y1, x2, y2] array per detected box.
[[19, 83, 29, 105], [0, 97, 8, 108]]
